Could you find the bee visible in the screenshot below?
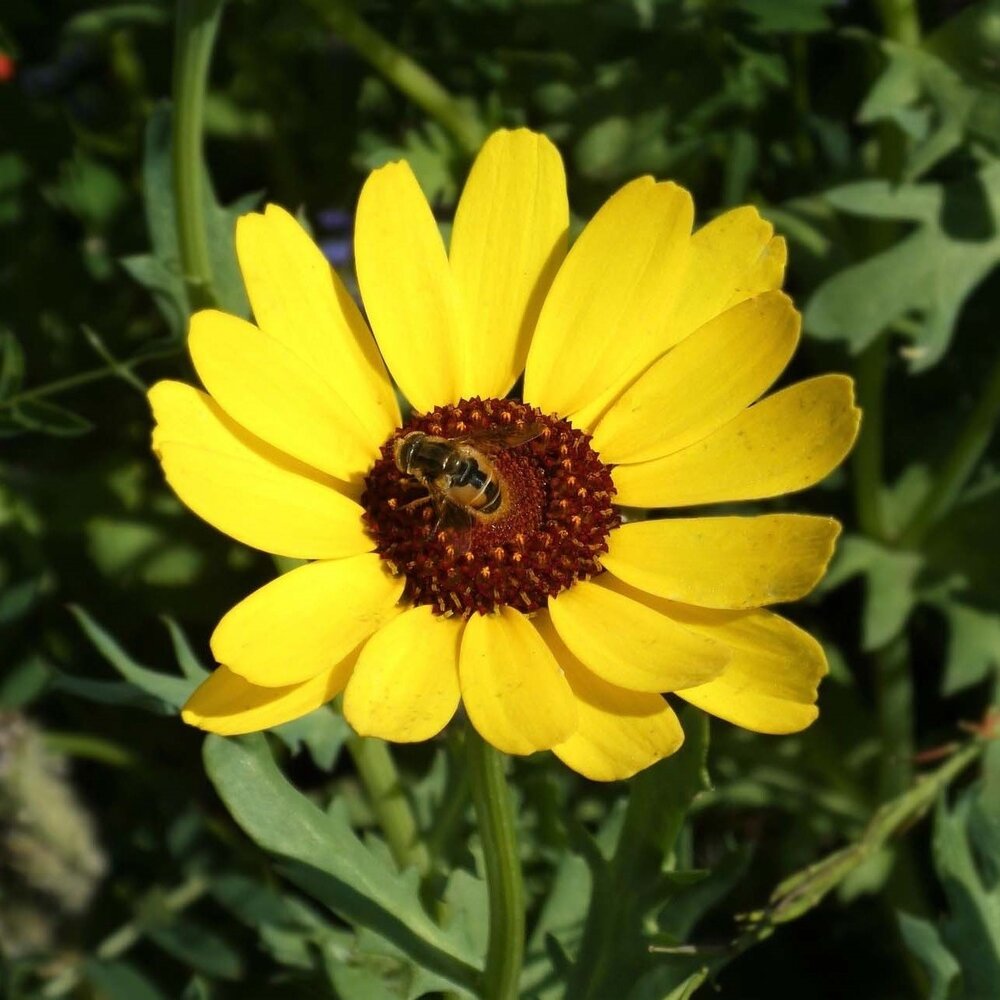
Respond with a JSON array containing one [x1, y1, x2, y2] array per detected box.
[[393, 423, 543, 531]]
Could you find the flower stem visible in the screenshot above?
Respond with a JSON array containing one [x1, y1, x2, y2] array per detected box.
[[466, 727, 524, 1000], [172, 0, 224, 311], [345, 733, 431, 876], [900, 347, 1000, 547], [308, 0, 485, 156]]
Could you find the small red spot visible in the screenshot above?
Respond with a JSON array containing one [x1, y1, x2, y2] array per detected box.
[[0, 54, 15, 82]]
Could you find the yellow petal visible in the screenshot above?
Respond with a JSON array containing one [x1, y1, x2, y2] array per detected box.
[[235, 204, 399, 445], [343, 606, 463, 743], [523, 177, 693, 418], [450, 129, 568, 399], [612, 374, 861, 508], [355, 161, 460, 412], [459, 607, 577, 755], [668, 207, 786, 347], [211, 554, 404, 687], [667, 604, 827, 734], [149, 381, 371, 559], [533, 615, 683, 782], [600, 515, 841, 610], [189, 310, 378, 482], [547, 579, 729, 693], [591, 291, 800, 464], [569, 211, 786, 432], [181, 656, 356, 736]]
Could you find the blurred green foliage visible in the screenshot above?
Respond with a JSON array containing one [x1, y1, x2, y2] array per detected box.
[[2, 0, 1000, 997]]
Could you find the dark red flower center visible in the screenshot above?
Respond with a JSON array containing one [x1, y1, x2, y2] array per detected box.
[[362, 397, 619, 617]]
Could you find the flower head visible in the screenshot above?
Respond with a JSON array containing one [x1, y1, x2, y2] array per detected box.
[[151, 129, 859, 780]]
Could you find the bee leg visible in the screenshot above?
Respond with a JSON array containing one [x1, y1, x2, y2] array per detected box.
[[399, 495, 432, 512]]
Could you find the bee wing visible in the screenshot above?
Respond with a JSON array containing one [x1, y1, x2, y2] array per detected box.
[[453, 422, 544, 452], [421, 478, 476, 535]]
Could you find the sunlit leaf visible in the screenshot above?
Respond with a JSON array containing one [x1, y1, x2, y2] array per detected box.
[[805, 163, 1000, 369]]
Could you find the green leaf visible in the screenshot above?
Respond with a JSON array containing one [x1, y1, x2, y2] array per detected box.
[[804, 163, 1000, 370], [146, 918, 243, 980], [936, 600, 1000, 695], [0, 328, 24, 400], [127, 105, 255, 332], [84, 960, 170, 1000], [0, 574, 49, 628], [820, 536, 923, 649], [202, 734, 481, 994], [162, 617, 212, 681], [628, 966, 709, 1000], [119, 254, 188, 339], [933, 794, 1000, 995], [741, 738, 984, 931], [563, 709, 710, 999], [357, 123, 460, 205], [858, 41, 998, 180], [896, 913, 961, 1000], [739, 0, 835, 34], [9, 398, 93, 436], [52, 672, 175, 714], [69, 605, 198, 710], [272, 706, 350, 770]]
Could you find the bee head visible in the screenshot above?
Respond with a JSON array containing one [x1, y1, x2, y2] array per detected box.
[[393, 432, 425, 475]]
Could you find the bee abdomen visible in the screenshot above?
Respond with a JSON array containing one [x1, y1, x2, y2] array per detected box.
[[479, 479, 502, 513]]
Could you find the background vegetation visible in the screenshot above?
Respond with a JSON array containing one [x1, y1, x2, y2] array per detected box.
[[1, 1, 999, 997]]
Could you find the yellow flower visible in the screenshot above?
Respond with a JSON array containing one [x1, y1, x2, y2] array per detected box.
[[150, 129, 859, 781]]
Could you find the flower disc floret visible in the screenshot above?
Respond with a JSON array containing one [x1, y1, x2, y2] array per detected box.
[[362, 397, 619, 616]]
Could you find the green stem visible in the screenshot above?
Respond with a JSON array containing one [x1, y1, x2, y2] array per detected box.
[[874, 635, 914, 798], [900, 347, 1000, 547], [172, 0, 224, 311], [852, 334, 890, 541], [466, 727, 524, 1000], [43, 733, 139, 769], [874, 0, 922, 46], [345, 733, 431, 876], [42, 875, 210, 997], [0, 344, 180, 412], [309, 0, 485, 155]]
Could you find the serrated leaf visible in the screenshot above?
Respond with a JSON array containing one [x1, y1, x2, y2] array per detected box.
[[272, 706, 349, 770], [202, 734, 481, 993], [933, 793, 1000, 995], [441, 868, 488, 960], [658, 847, 751, 941], [820, 535, 923, 649], [936, 600, 1000, 695], [858, 41, 991, 180], [128, 105, 255, 329], [897, 913, 960, 1000], [805, 163, 1000, 370], [563, 709, 710, 999]]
